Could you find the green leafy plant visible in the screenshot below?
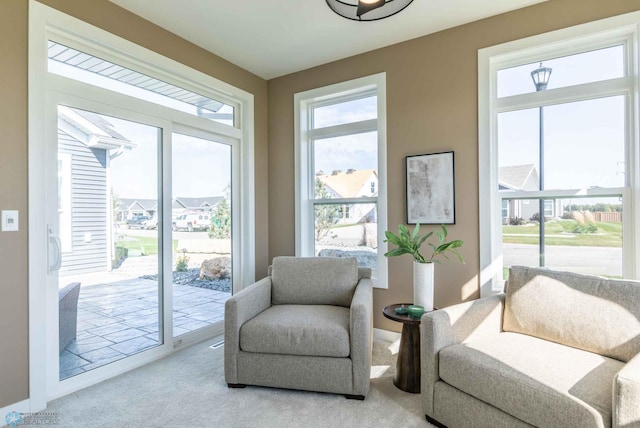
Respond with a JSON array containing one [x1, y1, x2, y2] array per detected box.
[[176, 248, 190, 272], [384, 223, 464, 264]]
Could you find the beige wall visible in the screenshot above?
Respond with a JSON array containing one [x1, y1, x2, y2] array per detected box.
[[0, 0, 268, 408], [267, 0, 640, 332], [0, 0, 30, 409]]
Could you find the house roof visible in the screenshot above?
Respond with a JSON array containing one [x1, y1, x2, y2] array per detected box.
[[119, 198, 158, 212], [499, 164, 539, 191], [317, 169, 377, 198], [119, 197, 224, 212], [174, 197, 223, 210], [72, 108, 128, 141], [58, 105, 135, 151]]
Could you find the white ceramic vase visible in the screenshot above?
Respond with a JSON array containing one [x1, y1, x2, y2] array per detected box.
[[413, 261, 435, 311]]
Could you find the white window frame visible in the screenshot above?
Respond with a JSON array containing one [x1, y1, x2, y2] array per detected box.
[[295, 73, 388, 288], [28, 0, 255, 410], [57, 153, 72, 253], [478, 12, 640, 296]]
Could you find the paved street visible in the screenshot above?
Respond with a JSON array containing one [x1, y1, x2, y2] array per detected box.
[[503, 243, 622, 277]]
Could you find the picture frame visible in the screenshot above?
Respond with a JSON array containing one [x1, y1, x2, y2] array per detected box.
[[405, 151, 455, 225]]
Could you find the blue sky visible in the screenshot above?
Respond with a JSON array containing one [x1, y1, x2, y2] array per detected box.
[[102, 115, 231, 199]]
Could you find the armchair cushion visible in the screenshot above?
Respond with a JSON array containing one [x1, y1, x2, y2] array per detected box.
[[504, 266, 640, 363], [440, 332, 622, 427], [271, 256, 358, 307], [240, 304, 350, 358]]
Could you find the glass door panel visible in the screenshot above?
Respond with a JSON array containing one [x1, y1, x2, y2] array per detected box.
[[57, 106, 162, 380], [171, 133, 232, 337]]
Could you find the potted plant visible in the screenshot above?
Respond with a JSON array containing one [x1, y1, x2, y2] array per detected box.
[[384, 224, 463, 311]]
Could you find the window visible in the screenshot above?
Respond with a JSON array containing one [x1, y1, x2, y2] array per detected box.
[[48, 41, 236, 126], [501, 200, 509, 223], [295, 73, 387, 288], [479, 13, 640, 294]]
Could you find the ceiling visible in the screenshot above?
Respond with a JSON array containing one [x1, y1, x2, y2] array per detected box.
[[109, 0, 547, 80]]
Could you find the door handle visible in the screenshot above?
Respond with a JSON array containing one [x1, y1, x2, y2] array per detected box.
[[48, 224, 62, 274]]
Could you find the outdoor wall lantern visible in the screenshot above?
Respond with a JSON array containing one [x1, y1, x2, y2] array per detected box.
[[326, 0, 414, 21]]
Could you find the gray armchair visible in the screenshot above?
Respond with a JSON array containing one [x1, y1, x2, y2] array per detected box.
[[59, 282, 81, 353], [224, 256, 373, 399]]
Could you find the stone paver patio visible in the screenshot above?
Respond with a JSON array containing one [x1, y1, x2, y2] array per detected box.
[[60, 278, 229, 380]]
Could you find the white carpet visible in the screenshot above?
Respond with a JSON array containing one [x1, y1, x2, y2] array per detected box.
[[44, 339, 432, 427]]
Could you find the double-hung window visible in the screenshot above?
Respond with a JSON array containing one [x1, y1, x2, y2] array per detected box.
[[479, 13, 640, 294], [295, 73, 388, 288]]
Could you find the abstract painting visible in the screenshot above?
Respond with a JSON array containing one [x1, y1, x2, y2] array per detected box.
[[406, 151, 455, 224]]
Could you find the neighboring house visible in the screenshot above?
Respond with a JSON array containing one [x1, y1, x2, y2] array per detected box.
[[117, 199, 158, 221], [172, 196, 223, 220], [316, 169, 378, 225], [117, 196, 223, 222], [57, 106, 135, 275], [499, 164, 562, 223]]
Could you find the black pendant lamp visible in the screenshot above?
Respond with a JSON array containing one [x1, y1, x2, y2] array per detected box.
[[326, 0, 414, 21]]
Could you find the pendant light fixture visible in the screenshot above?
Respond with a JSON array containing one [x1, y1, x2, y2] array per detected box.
[[326, 0, 414, 21]]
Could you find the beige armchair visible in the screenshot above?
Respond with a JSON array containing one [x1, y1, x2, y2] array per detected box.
[[224, 256, 373, 399], [421, 266, 640, 427]]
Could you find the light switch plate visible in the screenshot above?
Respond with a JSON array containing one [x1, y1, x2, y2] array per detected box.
[[1, 210, 19, 232]]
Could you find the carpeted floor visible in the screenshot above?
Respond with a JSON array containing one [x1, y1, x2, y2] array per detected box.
[[43, 339, 432, 427]]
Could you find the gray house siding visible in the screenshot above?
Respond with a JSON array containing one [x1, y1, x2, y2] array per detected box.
[[59, 130, 109, 275]]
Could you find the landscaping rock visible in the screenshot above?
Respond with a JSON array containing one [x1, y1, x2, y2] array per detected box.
[[200, 256, 231, 280], [317, 249, 377, 269]]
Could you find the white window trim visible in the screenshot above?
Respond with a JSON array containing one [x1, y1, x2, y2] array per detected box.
[[294, 73, 388, 288], [57, 153, 72, 253], [28, 0, 255, 410], [478, 11, 640, 296]]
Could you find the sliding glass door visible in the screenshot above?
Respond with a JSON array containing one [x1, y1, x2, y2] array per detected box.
[[53, 105, 164, 381], [171, 132, 232, 337], [45, 92, 237, 396]]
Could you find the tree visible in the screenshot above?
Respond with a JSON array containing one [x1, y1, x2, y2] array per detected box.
[[209, 198, 231, 239], [111, 189, 121, 223], [315, 177, 340, 241]]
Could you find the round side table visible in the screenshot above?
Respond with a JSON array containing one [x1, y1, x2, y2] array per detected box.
[[383, 303, 434, 394]]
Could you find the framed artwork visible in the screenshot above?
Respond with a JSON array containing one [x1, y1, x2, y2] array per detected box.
[[406, 151, 455, 224]]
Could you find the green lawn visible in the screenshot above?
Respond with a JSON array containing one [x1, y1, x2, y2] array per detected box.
[[503, 220, 622, 247], [116, 236, 178, 256]]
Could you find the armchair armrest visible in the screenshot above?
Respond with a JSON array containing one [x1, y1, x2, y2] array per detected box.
[[614, 352, 640, 427], [421, 294, 505, 416], [350, 277, 373, 396], [224, 277, 272, 384]]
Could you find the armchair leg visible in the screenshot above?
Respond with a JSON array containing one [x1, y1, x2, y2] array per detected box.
[[426, 415, 447, 427], [227, 383, 247, 389], [345, 394, 365, 400]]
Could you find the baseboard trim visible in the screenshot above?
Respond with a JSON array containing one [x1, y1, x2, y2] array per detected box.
[[0, 398, 32, 419], [373, 328, 401, 344]]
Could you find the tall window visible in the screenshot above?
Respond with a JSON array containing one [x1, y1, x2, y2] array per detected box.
[[479, 14, 640, 294], [295, 73, 388, 288]]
